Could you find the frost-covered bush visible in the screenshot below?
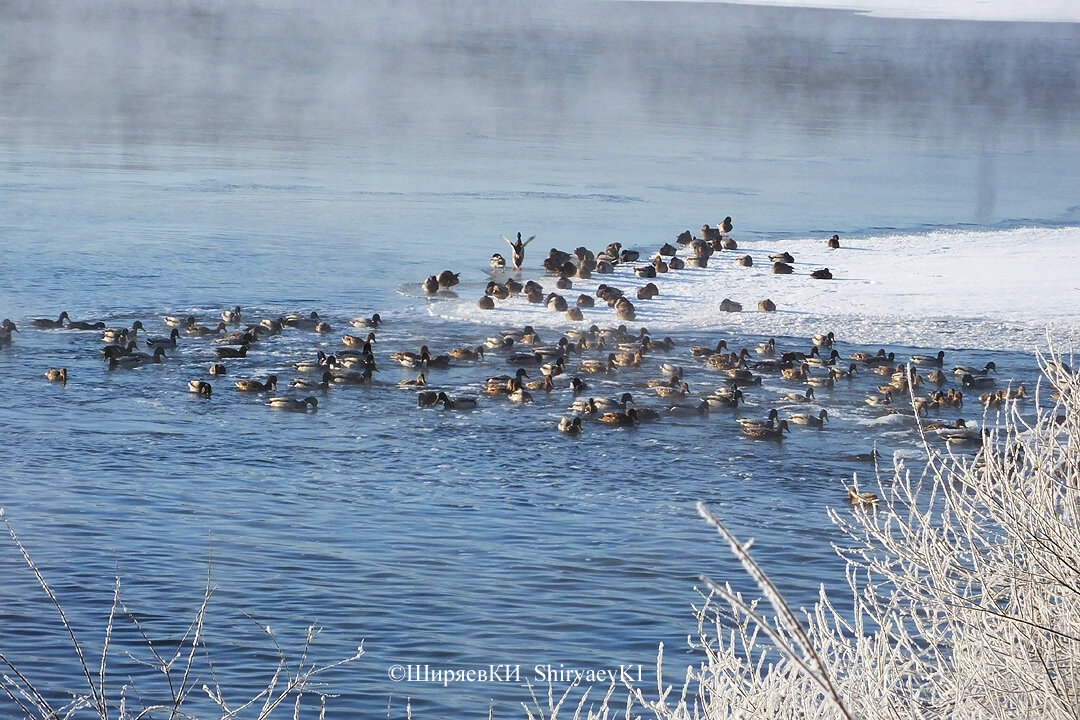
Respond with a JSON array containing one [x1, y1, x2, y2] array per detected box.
[[630, 346, 1080, 720]]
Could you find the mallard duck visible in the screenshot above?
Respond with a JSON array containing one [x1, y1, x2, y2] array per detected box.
[[221, 306, 242, 324], [866, 391, 893, 407], [215, 344, 248, 360], [810, 268, 833, 280], [924, 418, 968, 432], [599, 408, 638, 426], [525, 374, 554, 392], [706, 389, 744, 408], [558, 416, 583, 434], [910, 350, 945, 367], [343, 332, 377, 349], [507, 351, 543, 366], [788, 409, 828, 428], [755, 338, 775, 356], [103, 321, 145, 344], [508, 387, 534, 404], [579, 354, 616, 373], [569, 397, 599, 415], [437, 392, 478, 410], [417, 391, 441, 407], [188, 380, 212, 397], [668, 400, 710, 416], [769, 252, 794, 263], [781, 363, 810, 381], [813, 331, 836, 348], [45, 368, 68, 384], [236, 375, 279, 392], [31, 311, 70, 329], [594, 393, 635, 411], [331, 369, 373, 385], [847, 485, 879, 507], [741, 419, 789, 440], [295, 351, 335, 372], [484, 368, 530, 393], [655, 382, 690, 399], [398, 373, 427, 387], [108, 346, 167, 369], [146, 328, 181, 350], [209, 363, 228, 375], [613, 349, 644, 368], [737, 409, 779, 429], [186, 321, 226, 337], [449, 345, 485, 361], [268, 396, 318, 412], [541, 357, 566, 377], [961, 373, 995, 390], [927, 369, 947, 385], [288, 371, 332, 391], [164, 315, 195, 328], [691, 340, 728, 356], [67, 320, 106, 331], [350, 313, 383, 329], [851, 348, 888, 364], [953, 361, 996, 377], [781, 387, 815, 403]]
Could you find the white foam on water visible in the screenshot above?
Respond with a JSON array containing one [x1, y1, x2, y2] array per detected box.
[[431, 226, 1080, 352]]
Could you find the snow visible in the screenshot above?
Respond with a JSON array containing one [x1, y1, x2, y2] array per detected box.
[[431, 226, 1080, 353]]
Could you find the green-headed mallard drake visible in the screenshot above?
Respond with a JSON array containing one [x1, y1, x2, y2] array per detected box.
[[599, 408, 638, 426], [221, 306, 242, 324], [788, 409, 828, 428], [741, 418, 789, 440], [558, 416, 583, 434], [188, 380, 212, 397], [268, 395, 318, 412], [437, 392, 478, 410], [910, 350, 945, 367], [351, 313, 383, 329], [236, 375, 279, 392], [146, 328, 181, 350]]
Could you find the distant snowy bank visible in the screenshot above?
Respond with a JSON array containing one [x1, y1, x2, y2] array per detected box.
[[432, 226, 1080, 353]]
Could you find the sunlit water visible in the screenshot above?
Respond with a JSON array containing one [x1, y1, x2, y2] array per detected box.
[[1, 1, 1079, 716]]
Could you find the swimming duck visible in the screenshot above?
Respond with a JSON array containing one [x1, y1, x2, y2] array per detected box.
[[437, 392, 478, 410], [507, 387, 534, 404], [188, 380, 213, 397], [235, 375, 279, 392], [910, 350, 945, 367], [558, 416, 583, 434], [568, 376, 588, 395], [781, 363, 811, 381], [924, 418, 968, 432], [295, 351, 336, 372], [655, 382, 690, 399], [351, 313, 383, 329], [0, 319, 18, 345], [953, 361, 996, 377], [525, 374, 555, 392], [146, 328, 181, 350], [449, 345, 485, 361], [215, 344, 248, 360], [807, 349, 841, 368], [831, 363, 859, 380], [706, 388, 744, 409], [417, 391, 441, 407], [755, 338, 776, 356], [484, 368, 530, 393], [209, 363, 228, 375], [186, 321, 226, 337], [398, 373, 427, 387], [927, 369, 947, 385], [109, 346, 167, 369], [741, 419, 789, 440], [737, 409, 779, 429], [288, 371, 332, 391], [805, 374, 835, 390], [268, 396, 318, 412], [31, 311, 70, 329], [342, 332, 377, 350], [781, 387, 815, 403], [331, 369, 374, 385], [961, 373, 995, 390], [812, 332, 836, 348], [599, 408, 638, 427], [788, 409, 828, 428], [846, 485, 878, 507], [668, 400, 710, 417], [422, 276, 440, 294], [593, 393, 635, 411], [164, 315, 196, 328], [541, 357, 566, 377], [45, 368, 68, 384], [506, 351, 543, 366], [67, 320, 106, 331], [613, 349, 644, 368], [221, 306, 242, 324], [865, 391, 893, 407], [579, 354, 617, 373], [102, 320, 145, 344], [690, 340, 728, 357]]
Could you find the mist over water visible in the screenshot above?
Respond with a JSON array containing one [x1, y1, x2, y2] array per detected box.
[[1, 1, 1079, 716]]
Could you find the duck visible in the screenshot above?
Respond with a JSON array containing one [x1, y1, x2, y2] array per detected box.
[[598, 408, 638, 427], [769, 252, 795, 263], [437, 270, 460, 289], [221, 306, 243, 324], [863, 351, 897, 367], [691, 340, 728, 357], [805, 374, 835, 390], [613, 349, 644, 368], [103, 320, 145, 344], [417, 391, 441, 407], [846, 485, 879, 507], [186, 321, 226, 337], [524, 374, 555, 392], [736, 409, 779, 430], [569, 397, 599, 415], [31, 311, 70, 329], [540, 357, 566, 378], [286, 311, 323, 330], [781, 387, 815, 403], [343, 332, 378, 349], [289, 371, 332, 391], [831, 363, 859, 380], [331, 369, 374, 385], [755, 338, 776, 356], [437, 392, 478, 410], [215, 344, 248, 360], [235, 375, 279, 392], [490, 253, 507, 269], [268, 396, 319, 412], [188, 380, 213, 397], [788, 409, 828, 428], [484, 368, 530, 393], [772, 262, 794, 275], [781, 363, 811, 381], [507, 387, 534, 404], [422, 276, 440, 294], [655, 382, 690, 399], [924, 418, 968, 432], [164, 315, 196, 328], [927, 369, 947, 385], [953, 361, 996, 377], [910, 350, 945, 367], [558, 416, 583, 434], [812, 332, 836, 348], [66, 320, 106, 331], [705, 389, 744, 408], [865, 391, 893, 407], [851, 348, 888, 364], [109, 346, 167, 369], [741, 419, 789, 440], [351, 313, 383, 329], [668, 400, 710, 417], [810, 268, 833, 280], [593, 393, 635, 411], [0, 319, 18, 345], [826, 234, 841, 249], [449, 345, 485, 361], [45, 368, 68, 384], [398, 373, 427, 387], [961, 373, 995, 390], [807, 349, 841, 368], [579, 354, 616, 373], [145, 328, 181, 350], [209, 363, 228, 375], [295, 351, 336, 372]]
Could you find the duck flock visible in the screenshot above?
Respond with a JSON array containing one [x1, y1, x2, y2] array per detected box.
[[5, 218, 1030, 497]]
